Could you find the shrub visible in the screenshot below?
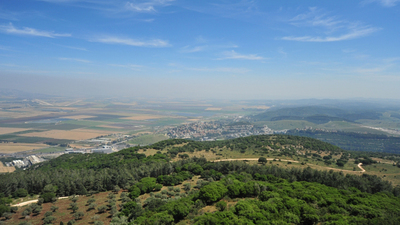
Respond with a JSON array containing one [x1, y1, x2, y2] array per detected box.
[[50, 205, 59, 212], [216, 201, 227, 211], [43, 216, 56, 224]]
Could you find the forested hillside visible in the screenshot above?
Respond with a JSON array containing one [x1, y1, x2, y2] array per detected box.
[[287, 129, 400, 153], [252, 106, 381, 124], [2, 135, 400, 224]]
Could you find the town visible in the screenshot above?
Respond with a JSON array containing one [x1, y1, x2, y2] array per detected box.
[[165, 120, 287, 141]]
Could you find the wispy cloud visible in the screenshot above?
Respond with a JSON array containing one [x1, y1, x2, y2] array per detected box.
[[354, 66, 388, 73], [168, 63, 250, 73], [0, 23, 71, 38], [282, 7, 380, 42], [54, 44, 88, 51], [180, 45, 207, 53], [108, 64, 143, 70], [0, 63, 20, 67], [361, 0, 400, 7], [189, 67, 250, 73], [218, 50, 265, 60], [91, 36, 170, 47], [278, 48, 287, 57], [124, 0, 174, 13], [58, 57, 91, 63], [0, 45, 12, 51]]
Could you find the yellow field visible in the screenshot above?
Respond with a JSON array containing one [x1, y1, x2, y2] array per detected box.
[[98, 125, 124, 129], [0, 109, 55, 119], [123, 115, 164, 120], [0, 143, 50, 153], [205, 108, 222, 111], [241, 105, 270, 109], [112, 102, 137, 106], [61, 115, 95, 120], [19, 129, 114, 141], [0, 127, 31, 135], [0, 163, 15, 173]]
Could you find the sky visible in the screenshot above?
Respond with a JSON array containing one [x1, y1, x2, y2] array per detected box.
[[0, 0, 399, 100]]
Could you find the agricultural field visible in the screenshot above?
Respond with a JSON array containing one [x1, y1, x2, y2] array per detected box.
[[0, 97, 266, 154], [0, 162, 15, 173], [0, 143, 49, 154], [18, 129, 114, 141]]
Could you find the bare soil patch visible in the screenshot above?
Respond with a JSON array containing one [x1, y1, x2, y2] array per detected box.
[[0, 127, 30, 135], [122, 115, 164, 120], [19, 129, 114, 141], [205, 108, 222, 111], [98, 125, 125, 129], [61, 115, 96, 120], [0, 143, 49, 153], [0, 163, 15, 173]]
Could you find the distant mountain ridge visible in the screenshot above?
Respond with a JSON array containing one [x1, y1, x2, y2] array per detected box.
[[252, 106, 381, 124]]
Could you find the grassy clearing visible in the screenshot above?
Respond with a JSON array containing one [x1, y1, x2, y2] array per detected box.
[[30, 146, 66, 154]]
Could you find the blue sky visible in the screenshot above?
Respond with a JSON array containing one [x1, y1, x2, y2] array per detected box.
[[0, 0, 399, 99]]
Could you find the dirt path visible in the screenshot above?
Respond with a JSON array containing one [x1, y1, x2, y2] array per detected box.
[[358, 163, 365, 172], [12, 199, 38, 207], [211, 158, 299, 163], [211, 158, 366, 173], [12, 196, 72, 207]]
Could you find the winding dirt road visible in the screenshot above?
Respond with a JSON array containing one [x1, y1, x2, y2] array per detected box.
[[211, 158, 366, 173], [11, 196, 69, 207], [211, 158, 299, 163]]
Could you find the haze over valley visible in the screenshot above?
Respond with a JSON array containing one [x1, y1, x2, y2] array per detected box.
[[1, 1, 400, 225]]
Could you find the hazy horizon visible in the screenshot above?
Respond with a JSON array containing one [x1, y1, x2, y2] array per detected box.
[[1, 0, 399, 99]]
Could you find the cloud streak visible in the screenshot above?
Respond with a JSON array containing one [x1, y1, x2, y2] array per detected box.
[[92, 36, 169, 47], [362, 0, 400, 7], [282, 8, 380, 42], [124, 0, 174, 13], [58, 57, 91, 63], [218, 50, 265, 60], [188, 67, 250, 73], [282, 26, 379, 42], [108, 64, 143, 70], [180, 45, 207, 53], [0, 23, 71, 38]]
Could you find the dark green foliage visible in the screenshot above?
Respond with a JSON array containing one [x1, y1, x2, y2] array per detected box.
[[41, 192, 56, 203], [2, 212, 12, 220], [157, 171, 192, 186], [43, 216, 56, 224], [13, 188, 28, 198], [258, 157, 267, 164], [50, 205, 59, 212], [216, 201, 227, 211], [97, 205, 107, 214], [121, 201, 143, 220], [129, 186, 141, 199], [73, 211, 84, 220], [199, 182, 228, 203], [135, 211, 174, 225]]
